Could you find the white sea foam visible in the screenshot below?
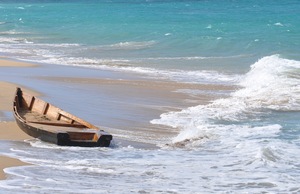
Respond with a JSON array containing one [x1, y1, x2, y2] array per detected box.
[[25, 139, 105, 152], [34, 43, 81, 48], [0, 37, 28, 43], [2, 137, 299, 193], [0, 30, 30, 35], [0, 47, 33, 55], [206, 24, 212, 29], [81, 63, 240, 84], [107, 41, 156, 50], [139, 54, 250, 60], [152, 55, 300, 146], [274, 22, 284, 26], [237, 55, 300, 110], [0, 36, 245, 85], [26, 54, 240, 85]]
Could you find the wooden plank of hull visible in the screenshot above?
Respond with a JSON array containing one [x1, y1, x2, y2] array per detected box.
[[14, 116, 65, 145], [13, 88, 112, 147]]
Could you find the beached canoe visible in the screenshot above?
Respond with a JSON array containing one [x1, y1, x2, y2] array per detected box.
[[13, 87, 112, 147]]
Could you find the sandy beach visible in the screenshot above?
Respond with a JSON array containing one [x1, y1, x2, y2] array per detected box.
[[0, 59, 38, 180]]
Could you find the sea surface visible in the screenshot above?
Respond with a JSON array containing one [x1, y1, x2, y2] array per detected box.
[[1, 0, 300, 193]]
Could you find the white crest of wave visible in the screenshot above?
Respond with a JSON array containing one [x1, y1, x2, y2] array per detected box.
[[33, 43, 81, 48], [274, 22, 284, 26], [0, 37, 27, 43], [37, 55, 239, 84], [237, 55, 300, 111], [152, 55, 300, 146], [109, 41, 156, 50], [0, 30, 29, 35]]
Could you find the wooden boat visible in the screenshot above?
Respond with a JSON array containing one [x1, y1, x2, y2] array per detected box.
[[13, 87, 112, 147]]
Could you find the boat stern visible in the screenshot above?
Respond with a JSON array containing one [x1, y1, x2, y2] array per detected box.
[[97, 131, 113, 147], [57, 132, 71, 146]]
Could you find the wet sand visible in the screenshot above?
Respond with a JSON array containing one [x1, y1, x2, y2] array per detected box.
[[40, 76, 235, 146], [0, 120, 31, 180], [0, 58, 38, 180], [0, 122, 32, 179], [0, 57, 235, 179], [0, 156, 30, 180]]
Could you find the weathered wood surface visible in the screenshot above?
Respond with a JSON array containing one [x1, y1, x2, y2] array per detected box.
[[13, 87, 112, 147]]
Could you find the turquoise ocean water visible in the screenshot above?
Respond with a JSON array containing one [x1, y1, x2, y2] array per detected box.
[[1, 0, 300, 193]]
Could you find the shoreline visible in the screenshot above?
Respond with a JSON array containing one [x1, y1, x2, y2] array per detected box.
[[0, 57, 234, 180], [37, 73, 234, 146], [0, 156, 31, 180], [0, 58, 38, 180]]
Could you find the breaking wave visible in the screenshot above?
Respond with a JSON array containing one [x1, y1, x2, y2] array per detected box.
[[151, 55, 300, 146]]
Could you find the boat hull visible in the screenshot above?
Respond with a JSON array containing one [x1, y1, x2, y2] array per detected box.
[[13, 88, 112, 147]]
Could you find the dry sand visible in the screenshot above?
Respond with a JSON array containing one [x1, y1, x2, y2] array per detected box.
[[0, 58, 38, 180]]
